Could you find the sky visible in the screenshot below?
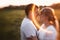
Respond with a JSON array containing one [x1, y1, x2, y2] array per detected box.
[[0, 0, 60, 8]]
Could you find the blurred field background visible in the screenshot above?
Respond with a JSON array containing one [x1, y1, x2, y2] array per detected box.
[[0, 3, 60, 40]]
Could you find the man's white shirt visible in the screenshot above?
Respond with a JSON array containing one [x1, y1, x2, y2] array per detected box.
[[20, 17, 37, 40]]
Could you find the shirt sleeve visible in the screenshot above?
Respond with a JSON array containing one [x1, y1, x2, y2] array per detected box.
[[22, 22, 37, 38]]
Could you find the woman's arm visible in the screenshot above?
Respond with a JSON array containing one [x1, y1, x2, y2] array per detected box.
[[27, 36, 38, 40]]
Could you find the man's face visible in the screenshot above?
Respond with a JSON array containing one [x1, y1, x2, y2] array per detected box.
[[34, 7, 39, 18], [34, 7, 40, 23], [29, 6, 40, 23]]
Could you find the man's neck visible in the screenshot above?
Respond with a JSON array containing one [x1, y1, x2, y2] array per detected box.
[[27, 15, 32, 20]]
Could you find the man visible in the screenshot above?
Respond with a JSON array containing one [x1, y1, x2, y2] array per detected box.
[[20, 4, 39, 40]]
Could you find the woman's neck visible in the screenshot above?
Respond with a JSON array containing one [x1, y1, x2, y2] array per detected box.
[[44, 21, 50, 28]]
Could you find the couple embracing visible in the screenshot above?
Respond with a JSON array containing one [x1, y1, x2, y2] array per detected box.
[[21, 4, 59, 40]]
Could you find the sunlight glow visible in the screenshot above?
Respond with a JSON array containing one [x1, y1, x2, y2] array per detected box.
[[39, 0, 60, 6], [0, 0, 60, 8], [31, 5, 53, 34], [31, 5, 59, 34], [32, 4, 40, 30]]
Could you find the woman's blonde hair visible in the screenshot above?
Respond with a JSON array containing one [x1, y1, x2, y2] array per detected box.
[[40, 7, 59, 31]]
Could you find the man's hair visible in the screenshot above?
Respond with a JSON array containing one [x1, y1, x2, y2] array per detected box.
[[25, 4, 38, 16]]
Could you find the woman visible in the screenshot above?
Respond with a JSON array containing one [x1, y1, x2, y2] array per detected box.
[[37, 7, 59, 40]]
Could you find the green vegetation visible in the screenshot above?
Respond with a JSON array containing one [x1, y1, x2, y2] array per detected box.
[[0, 9, 60, 40], [0, 9, 25, 40]]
